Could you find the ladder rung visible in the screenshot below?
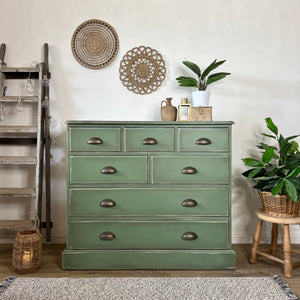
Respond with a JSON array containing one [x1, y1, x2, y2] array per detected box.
[[0, 67, 39, 72], [0, 188, 35, 197], [0, 219, 34, 233], [0, 96, 39, 103], [0, 126, 38, 138], [0, 156, 37, 164]]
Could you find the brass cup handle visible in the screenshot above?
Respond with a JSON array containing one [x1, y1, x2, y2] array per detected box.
[[87, 137, 103, 145], [181, 166, 197, 174], [196, 138, 211, 145], [182, 232, 198, 240], [99, 232, 115, 240], [100, 199, 116, 207], [101, 166, 117, 174], [142, 137, 157, 145], [182, 199, 198, 207]]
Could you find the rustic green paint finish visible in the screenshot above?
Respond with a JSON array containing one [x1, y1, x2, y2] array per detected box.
[[179, 128, 229, 152], [70, 221, 228, 250], [70, 127, 121, 152], [70, 156, 147, 184], [70, 188, 229, 216], [62, 250, 236, 270], [63, 121, 235, 270], [124, 127, 175, 152], [152, 156, 229, 184]]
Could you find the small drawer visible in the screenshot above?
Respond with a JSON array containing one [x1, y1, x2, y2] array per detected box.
[[179, 128, 229, 152], [124, 128, 174, 152], [70, 156, 147, 184], [70, 127, 121, 152], [70, 220, 228, 250], [69, 188, 229, 217], [152, 156, 229, 184]]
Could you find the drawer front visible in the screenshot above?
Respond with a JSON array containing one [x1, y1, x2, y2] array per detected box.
[[152, 156, 229, 184], [70, 128, 121, 152], [124, 128, 174, 152], [70, 188, 229, 216], [70, 221, 228, 250], [70, 156, 147, 184], [179, 128, 229, 152]]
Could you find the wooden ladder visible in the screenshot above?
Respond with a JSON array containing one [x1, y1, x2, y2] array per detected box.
[[0, 43, 52, 242]]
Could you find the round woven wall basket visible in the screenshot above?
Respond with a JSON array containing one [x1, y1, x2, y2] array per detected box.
[[119, 45, 166, 95], [259, 190, 300, 218], [71, 19, 119, 69], [12, 212, 42, 274]]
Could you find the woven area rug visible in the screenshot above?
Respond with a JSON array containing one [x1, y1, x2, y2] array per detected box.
[[0, 276, 298, 300]]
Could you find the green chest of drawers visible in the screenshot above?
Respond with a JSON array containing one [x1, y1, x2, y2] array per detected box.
[[62, 121, 236, 269]]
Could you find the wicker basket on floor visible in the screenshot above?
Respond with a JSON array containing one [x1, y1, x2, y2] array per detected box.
[[12, 212, 42, 274], [259, 190, 300, 218]]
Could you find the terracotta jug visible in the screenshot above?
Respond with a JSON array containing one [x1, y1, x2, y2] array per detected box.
[[161, 97, 177, 121]]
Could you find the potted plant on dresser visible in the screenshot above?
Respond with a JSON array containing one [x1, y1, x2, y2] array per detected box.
[[176, 59, 231, 107], [242, 117, 300, 217]]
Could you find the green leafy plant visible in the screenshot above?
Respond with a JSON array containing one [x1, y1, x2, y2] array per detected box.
[[176, 60, 231, 91], [242, 117, 300, 202]]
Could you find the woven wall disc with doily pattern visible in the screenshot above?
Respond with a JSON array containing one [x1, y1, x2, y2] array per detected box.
[[119, 46, 166, 94], [71, 19, 119, 69]]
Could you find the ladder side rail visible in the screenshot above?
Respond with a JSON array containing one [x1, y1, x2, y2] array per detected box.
[[0, 43, 6, 66], [43, 43, 51, 242], [36, 62, 45, 227]]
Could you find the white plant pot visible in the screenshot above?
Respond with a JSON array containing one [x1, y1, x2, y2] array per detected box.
[[192, 91, 210, 107]]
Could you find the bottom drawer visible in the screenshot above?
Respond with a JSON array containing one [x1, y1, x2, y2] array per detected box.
[[70, 221, 228, 250]]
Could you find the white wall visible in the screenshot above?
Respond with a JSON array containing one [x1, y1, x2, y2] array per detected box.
[[1, 0, 300, 244]]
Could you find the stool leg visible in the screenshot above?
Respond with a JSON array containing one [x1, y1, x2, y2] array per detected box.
[[250, 219, 263, 263], [271, 223, 278, 255], [283, 224, 292, 278]]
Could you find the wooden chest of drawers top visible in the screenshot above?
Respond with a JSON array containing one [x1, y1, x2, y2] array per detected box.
[[67, 121, 233, 153]]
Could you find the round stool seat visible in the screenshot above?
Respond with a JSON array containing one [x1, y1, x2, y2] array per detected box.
[[255, 209, 300, 224]]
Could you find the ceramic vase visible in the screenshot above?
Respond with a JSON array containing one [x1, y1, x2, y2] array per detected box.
[[161, 97, 177, 121]]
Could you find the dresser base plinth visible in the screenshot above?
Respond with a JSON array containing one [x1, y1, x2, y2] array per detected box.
[[62, 249, 236, 270]]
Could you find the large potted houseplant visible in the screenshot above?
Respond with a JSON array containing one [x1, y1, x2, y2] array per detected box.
[[176, 59, 230, 107], [242, 117, 300, 217]]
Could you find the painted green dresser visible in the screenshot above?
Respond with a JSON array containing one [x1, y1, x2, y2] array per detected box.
[[62, 121, 236, 269]]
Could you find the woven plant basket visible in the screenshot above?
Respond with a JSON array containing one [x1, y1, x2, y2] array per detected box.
[[259, 190, 300, 218], [12, 212, 42, 274]]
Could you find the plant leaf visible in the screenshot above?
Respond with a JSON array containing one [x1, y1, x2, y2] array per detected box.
[[265, 117, 278, 136], [285, 154, 300, 170], [201, 60, 226, 80], [254, 176, 279, 181], [248, 168, 262, 178], [206, 72, 231, 86], [287, 166, 300, 178], [271, 180, 283, 196], [253, 178, 280, 191], [182, 61, 201, 77], [242, 158, 264, 167], [284, 180, 298, 202], [262, 147, 274, 163], [287, 134, 300, 141], [176, 76, 198, 87], [286, 177, 300, 192], [289, 141, 299, 153], [261, 133, 277, 139]]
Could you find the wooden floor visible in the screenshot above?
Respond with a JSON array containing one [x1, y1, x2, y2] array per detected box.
[[1, 244, 300, 296]]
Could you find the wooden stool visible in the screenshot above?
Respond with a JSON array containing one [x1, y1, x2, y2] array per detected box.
[[250, 209, 300, 278]]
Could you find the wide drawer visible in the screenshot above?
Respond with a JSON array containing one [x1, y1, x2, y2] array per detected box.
[[124, 128, 174, 151], [70, 128, 121, 152], [70, 156, 147, 184], [69, 188, 229, 216], [179, 128, 229, 152], [152, 156, 229, 184], [69, 221, 229, 250]]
